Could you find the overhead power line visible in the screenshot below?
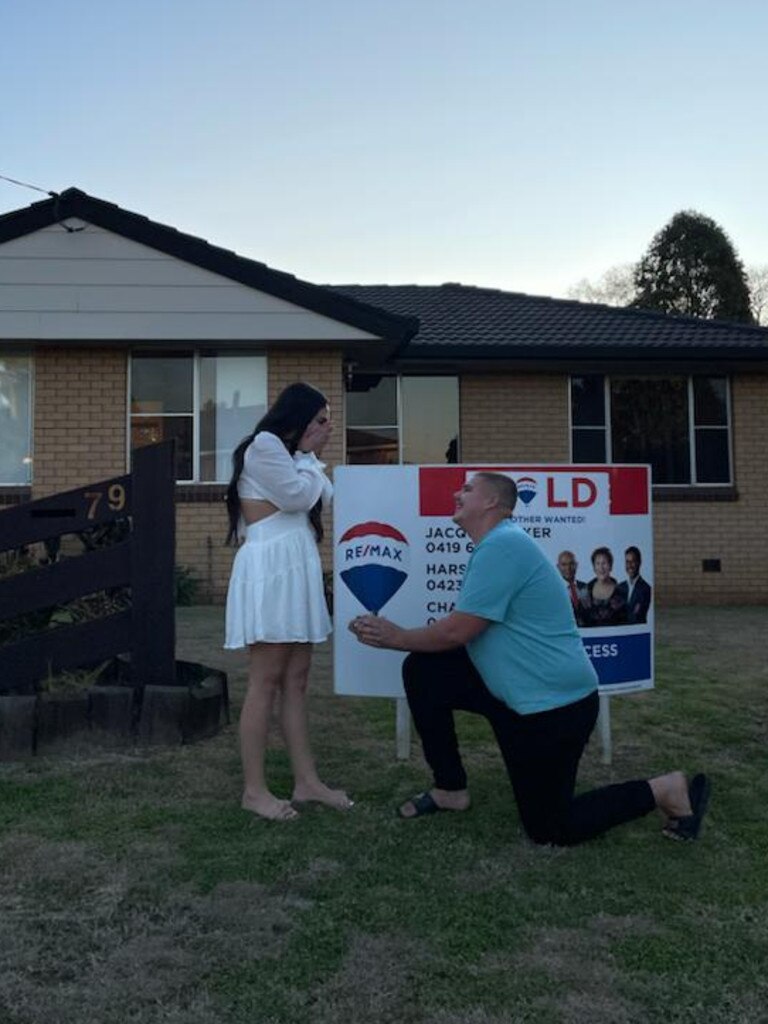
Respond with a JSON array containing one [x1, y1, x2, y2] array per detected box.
[[0, 173, 57, 197]]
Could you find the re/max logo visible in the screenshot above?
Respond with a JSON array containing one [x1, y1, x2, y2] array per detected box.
[[344, 544, 404, 561]]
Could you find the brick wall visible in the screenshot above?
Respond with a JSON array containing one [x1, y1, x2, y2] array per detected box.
[[654, 374, 768, 604], [267, 350, 345, 470], [32, 347, 127, 497], [176, 502, 234, 604], [461, 374, 569, 461], [24, 352, 768, 606]]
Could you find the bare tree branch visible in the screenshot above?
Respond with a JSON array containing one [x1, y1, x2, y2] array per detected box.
[[567, 264, 636, 307]]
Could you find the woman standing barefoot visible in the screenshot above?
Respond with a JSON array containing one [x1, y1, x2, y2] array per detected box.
[[224, 382, 352, 820]]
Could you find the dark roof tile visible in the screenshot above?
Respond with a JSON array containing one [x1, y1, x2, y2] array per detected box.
[[332, 283, 768, 355]]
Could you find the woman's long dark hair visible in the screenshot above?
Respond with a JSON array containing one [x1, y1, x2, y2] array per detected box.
[[225, 382, 329, 545]]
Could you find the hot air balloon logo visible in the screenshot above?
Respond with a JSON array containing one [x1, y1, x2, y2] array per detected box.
[[338, 521, 410, 614], [515, 476, 538, 505]]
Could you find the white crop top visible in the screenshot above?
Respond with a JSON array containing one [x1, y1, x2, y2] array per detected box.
[[237, 431, 333, 511]]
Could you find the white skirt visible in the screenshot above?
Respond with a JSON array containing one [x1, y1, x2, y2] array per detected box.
[[224, 512, 332, 648]]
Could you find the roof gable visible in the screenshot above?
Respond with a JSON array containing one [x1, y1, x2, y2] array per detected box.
[[0, 188, 418, 344]]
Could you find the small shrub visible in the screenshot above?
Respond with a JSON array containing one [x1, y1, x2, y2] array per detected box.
[[0, 550, 55, 643], [38, 661, 109, 695], [0, 547, 37, 579], [175, 564, 200, 606]]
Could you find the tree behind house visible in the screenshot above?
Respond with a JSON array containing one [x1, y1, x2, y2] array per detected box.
[[567, 264, 636, 307], [632, 210, 754, 323], [747, 264, 768, 325]]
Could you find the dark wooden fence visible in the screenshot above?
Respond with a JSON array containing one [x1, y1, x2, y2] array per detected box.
[[0, 441, 175, 694]]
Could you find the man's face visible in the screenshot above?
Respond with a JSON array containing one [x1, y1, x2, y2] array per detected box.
[[453, 476, 493, 529], [557, 553, 577, 582], [625, 551, 640, 580]]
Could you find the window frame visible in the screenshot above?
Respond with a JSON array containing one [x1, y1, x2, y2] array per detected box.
[[568, 373, 733, 488], [128, 350, 267, 484]]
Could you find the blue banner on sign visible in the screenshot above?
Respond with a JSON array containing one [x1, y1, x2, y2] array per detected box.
[[582, 632, 652, 686]]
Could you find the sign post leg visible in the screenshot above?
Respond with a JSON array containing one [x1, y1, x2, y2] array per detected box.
[[395, 698, 411, 760], [597, 693, 612, 765]]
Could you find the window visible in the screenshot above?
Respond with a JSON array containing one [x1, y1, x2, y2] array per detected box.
[[0, 354, 32, 485], [346, 375, 459, 465], [346, 375, 399, 464], [570, 374, 731, 485], [130, 353, 267, 482]]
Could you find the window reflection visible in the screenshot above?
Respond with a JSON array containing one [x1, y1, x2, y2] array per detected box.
[[570, 374, 731, 485], [131, 356, 192, 414], [200, 355, 267, 482], [401, 377, 460, 464], [693, 376, 728, 425], [571, 375, 605, 426], [611, 377, 690, 484], [347, 427, 399, 465], [346, 376, 397, 426], [130, 353, 266, 482], [130, 416, 193, 480], [345, 375, 459, 465], [0, 355, 32, 484]]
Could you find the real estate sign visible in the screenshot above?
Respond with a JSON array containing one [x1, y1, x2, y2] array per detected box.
[[333, 464, 653, 699]]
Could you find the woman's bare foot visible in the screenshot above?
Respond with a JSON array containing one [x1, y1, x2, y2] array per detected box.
[[648, 771, 692, 820], [292, 781, 354, 810], [242, 791, 299, 821]]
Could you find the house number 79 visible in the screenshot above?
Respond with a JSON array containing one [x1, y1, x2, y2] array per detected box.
[[84, 484, 127, 519]]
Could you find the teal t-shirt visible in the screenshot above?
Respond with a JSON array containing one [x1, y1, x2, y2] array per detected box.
[[455, 520, 598, 714]]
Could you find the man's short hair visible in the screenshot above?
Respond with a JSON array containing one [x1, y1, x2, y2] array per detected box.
[[625, 545, 642, 565], [475, 472, 517, 513]]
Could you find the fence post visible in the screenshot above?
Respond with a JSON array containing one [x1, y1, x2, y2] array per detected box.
[[130, 442, 176, 686]]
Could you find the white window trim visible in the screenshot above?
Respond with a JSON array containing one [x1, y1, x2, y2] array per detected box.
[[686, 377, 697, 484], [193, 355, 201, 485]]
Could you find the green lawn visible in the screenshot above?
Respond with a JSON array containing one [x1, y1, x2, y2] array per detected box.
[[1, 607, 766, 1024]]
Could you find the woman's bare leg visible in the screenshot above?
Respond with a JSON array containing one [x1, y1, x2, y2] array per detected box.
[[240, 643, 298, 820], [280, 644, 353, 810]]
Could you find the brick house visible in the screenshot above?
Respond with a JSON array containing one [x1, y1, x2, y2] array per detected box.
[[2, 188, 767, 605]]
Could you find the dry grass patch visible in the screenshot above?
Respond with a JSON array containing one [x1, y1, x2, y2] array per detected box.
[[510, 915, 662, 1024], [658, 607, 768, 681], [306, 933, 439, 1024], [0, 831, 310, 1024]]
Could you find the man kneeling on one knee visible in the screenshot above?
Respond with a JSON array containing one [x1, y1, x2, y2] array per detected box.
[[350, 472, 710, 846]]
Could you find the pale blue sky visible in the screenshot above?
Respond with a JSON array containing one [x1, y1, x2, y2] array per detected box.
[[2, 0, 767, 297]]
